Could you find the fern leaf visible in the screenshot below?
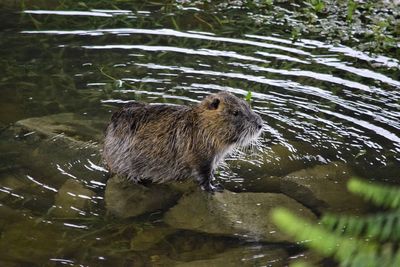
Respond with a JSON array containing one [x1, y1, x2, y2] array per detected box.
[[271, 208, 400, 267], [348, 178, 400, 209], [322, 211, 400, 242]]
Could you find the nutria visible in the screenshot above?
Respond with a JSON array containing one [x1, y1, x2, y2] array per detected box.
[[102, 91, 263, 192]]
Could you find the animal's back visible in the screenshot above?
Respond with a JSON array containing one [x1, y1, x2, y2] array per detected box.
[[103, 102, 195, 182]]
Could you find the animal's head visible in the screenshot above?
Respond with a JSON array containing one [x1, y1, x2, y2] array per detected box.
[[197, 91, 263, 147]]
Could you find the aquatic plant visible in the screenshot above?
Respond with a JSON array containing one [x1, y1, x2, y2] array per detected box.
[[308, 0, 325, 13], [272, 178, 400, 267], [346, 0, 357, 22], [10, 0, 400, 58], [245, 90, 252, 103]]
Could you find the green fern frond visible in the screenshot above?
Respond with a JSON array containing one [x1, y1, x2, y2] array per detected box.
[[290, 261, 315, 267], [348, 178, 400, 209], [322, 210, 400, 242], [272, 208, 400, 267]]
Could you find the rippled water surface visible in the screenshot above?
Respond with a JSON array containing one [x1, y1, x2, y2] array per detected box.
[[0, 1, 399, 266]]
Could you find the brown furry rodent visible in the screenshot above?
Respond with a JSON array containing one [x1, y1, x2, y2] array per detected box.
[[102, 91, 263, 192]]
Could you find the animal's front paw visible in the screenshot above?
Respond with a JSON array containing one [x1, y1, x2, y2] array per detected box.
[[201, 181, 224, 193], [210, 182, 224, 192]]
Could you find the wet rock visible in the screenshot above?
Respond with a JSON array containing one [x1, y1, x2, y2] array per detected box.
[[105, 175, 181, 218], [174, 246, 288, 267], [52, 179, 96, 218], [164, 190, 316, 242], [0, 219, 77, 264], [130, 225, 176, 251], [280, 161, 366, 213]]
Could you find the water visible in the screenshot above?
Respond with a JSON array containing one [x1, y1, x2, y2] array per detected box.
[[0, 1, 399, 266]]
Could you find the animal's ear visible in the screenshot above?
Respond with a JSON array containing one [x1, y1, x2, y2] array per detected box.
[[208, 98, 220, 110]]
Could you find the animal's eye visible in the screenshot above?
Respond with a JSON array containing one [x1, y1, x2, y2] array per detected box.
[[233, 110, 239, 116]]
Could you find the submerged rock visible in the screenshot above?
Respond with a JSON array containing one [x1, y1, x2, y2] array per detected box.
[[230, 142, 322, 179], [0, 219, 78, 264], [130, 225, 176, 251], [280, 161, 366, 213], [0, 172, 55, 213], [105, 175, 182, 218], [164, 190, 316, 242], [0, 113, 108, 189], [175, 246, 288, 267], [288, 250, 324, 267], [226, 141, 327, 193], [52, 179, 96, 218], [16, 112, 106, 142], [0, 174, 26, 200], [0, 204, 29, 229]]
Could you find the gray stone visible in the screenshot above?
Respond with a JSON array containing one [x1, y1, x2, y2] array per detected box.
[[52, 179, 96, 218], [175, 246, 289, 267], [105, 175, 182, 218], [280, 161, 366, 213], [164, 190, 316, 242]]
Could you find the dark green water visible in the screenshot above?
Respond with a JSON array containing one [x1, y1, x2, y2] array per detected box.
[[0, 1, 399, 266]]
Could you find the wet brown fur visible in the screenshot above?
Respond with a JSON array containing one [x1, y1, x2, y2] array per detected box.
[[102, 92, 263, 192]]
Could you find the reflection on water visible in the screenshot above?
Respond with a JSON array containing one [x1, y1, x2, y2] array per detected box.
[[1, 1, 399, 266]]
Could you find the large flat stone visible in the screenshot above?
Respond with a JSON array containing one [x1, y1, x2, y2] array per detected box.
[[164, 190, 316, 242]]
